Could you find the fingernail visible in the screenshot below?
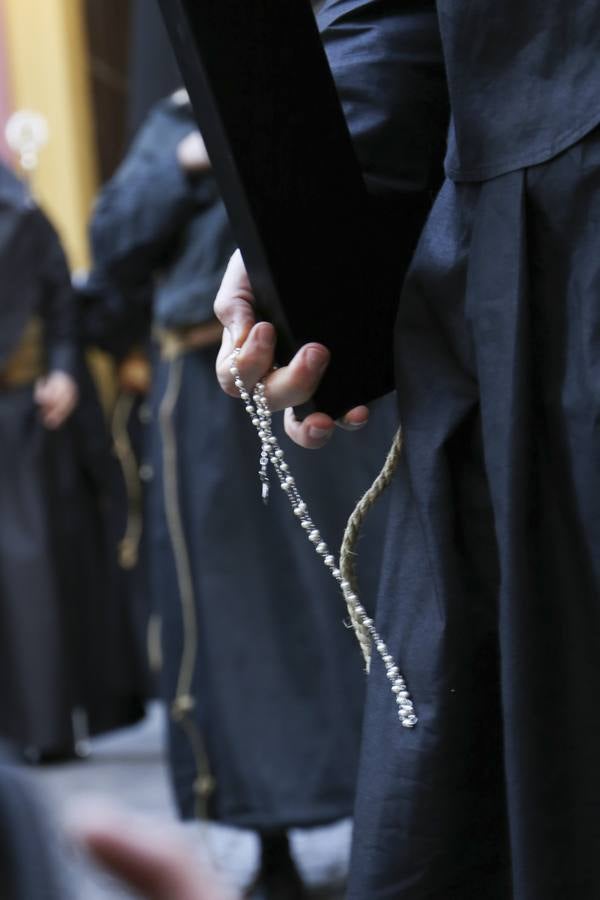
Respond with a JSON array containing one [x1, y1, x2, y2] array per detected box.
[[257, 323, 274, 349], [306, 347, 328, 375], [308, 426, 334, 440]]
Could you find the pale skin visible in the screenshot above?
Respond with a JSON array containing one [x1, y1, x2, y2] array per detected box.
[[72, 805, 234, 900], [214, 250, 369, 449], [34, 371, 78, 430]]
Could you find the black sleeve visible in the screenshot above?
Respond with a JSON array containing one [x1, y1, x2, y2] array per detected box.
[[77, 273, 152, 361], [36, 212, 78, 376], [317, 0, 449, 322], [90, 104, 217, 289], [318, 0, 449, 201]]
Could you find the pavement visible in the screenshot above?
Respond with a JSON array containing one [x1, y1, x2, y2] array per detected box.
[[27, 703, 351, 898]]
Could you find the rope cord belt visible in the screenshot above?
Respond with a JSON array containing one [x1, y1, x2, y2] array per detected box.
[[159, 357, 216, 815], [229, 348, 417, 728], [111, 392, 143, 570]]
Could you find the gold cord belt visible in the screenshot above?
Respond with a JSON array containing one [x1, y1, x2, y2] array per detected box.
[[0, 317, 45, 389], [159, 355, 216, 817], [154, 320, 223, 361]]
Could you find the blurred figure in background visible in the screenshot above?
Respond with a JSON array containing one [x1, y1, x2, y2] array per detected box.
[[77, 272, 157, 702], [90, 91, 395, 898], [0, 160, 80, 760], [0, 161, 147, 762]]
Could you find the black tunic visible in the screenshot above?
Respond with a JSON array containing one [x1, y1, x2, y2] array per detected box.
[[316, 1, 600, 897], [0, 167, 78, 751], [90, 95, 398, 828], [77, 276, 157, 712]]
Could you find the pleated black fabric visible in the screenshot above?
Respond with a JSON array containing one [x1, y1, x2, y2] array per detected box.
[[349, 125, 600, 899], [0, 389, 73, 750]]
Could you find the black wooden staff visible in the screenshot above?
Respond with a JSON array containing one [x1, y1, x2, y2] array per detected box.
[[158, 0, 396, 418]]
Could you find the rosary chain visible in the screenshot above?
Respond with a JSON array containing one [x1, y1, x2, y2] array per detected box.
[[229, 349, 417, 728]]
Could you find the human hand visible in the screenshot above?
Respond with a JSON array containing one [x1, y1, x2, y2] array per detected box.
[[71, 803, 235, 900], [214, 250, 369, 448], [34, 371, 78, 429], [177, 131, 211, 173]]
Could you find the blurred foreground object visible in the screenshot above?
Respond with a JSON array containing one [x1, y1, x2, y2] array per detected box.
[[73, 802, 234, 900]]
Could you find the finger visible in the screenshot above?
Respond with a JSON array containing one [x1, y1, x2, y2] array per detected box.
[[42, 405, 63, 429], [42, 394, 74, 430], [284, 407, 336, 449], [261, 343, 330, 411], [234, 320, 277, 389], [216, 320, 276, 396], [38, 385, 62, 412], [337, 405, 370, 430], [213, 250, 256, 346], [215, 327, 235, 392]]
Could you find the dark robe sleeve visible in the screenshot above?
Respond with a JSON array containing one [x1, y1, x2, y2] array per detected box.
[[90, 103, 217, 289], [77, 272, 152, 361], [317, 0, 449, 319], [318, 0, 449, 201], [36, 212, 78, 377]]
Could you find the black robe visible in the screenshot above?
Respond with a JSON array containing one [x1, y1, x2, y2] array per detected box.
[[314, 1, 600, 897], [90, 96, 397, 828], [0, 168, 78, 752], [0, 166, 144, 751], [77, 274, 156, 707]]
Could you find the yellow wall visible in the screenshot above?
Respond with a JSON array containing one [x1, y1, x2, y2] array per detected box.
[[2, 0, 97, 269]]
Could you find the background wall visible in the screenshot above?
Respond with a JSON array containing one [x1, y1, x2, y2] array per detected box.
[[1, 0, 97, 269]]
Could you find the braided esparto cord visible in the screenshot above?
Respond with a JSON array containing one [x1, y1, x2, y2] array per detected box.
[[340, 426, 403, 671]]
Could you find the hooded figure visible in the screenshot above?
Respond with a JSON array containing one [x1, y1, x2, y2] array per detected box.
[[0, 164, 145, 759]]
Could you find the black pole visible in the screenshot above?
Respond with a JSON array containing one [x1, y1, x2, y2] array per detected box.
[[157, 0, 396, 417]]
